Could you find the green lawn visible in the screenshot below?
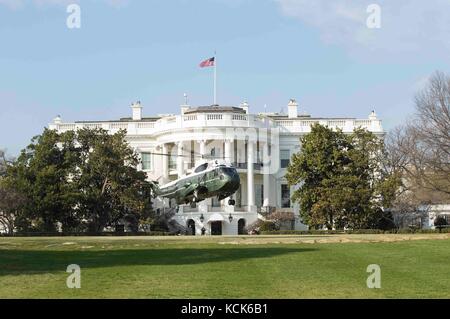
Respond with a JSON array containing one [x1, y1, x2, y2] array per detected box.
[[0, 235, 449, 298]]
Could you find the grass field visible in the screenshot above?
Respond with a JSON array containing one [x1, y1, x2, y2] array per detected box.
[[0, 234, 449, 299]]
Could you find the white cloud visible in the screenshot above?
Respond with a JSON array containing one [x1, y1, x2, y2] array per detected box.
[[276, 0, 450, 55], [0, 0, 129, 9]]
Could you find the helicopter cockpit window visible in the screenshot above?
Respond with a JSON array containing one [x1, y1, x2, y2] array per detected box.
[[194, 163, 208, 173]]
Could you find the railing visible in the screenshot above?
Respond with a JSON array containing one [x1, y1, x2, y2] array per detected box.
[[110, 123, 128, 130], [208, 205, 224, 212], [183, 115, 197, 121], [259, 206, 277, 216], [233, 162, 263, 170], [232, 114, 248, 121], [274, 119, 382, 133], [206, 114, 223, 120], [136, 122, 154, 129], [327, 120, 346, 128], [52, 113, 383, 135], [177, 205, 276, 213], [58, 124, 76, 131], [182, 206, 199, 213], [354, 120, 372, 127], [84, 123, 103, 129]]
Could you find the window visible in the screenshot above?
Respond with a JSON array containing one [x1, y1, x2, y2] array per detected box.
[[211, 147, 221, 158], [255, 184, 264, 207], [141, 153, 152, 171], [280, 150, 290, 168], [194, 163, 208, 173], [190, 147, 195, 169], [169, 151, 176, 170], [281, 184, 291, 208], [212, 196, 221, 207], [236, 185, 242, 208]]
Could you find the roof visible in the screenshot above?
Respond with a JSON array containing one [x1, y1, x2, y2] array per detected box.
[[75, 116, 161, 124], [184, 105, 246, 114]]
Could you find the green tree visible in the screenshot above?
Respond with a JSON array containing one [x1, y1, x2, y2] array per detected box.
[[73, 128, 151, 232], [6, 129, 79, 232], [286, 124, 399, 230], [5, 128, 154, 233]]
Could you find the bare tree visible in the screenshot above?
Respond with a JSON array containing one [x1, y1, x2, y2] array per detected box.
[[0, 149, 14, 177], [411, 71, 450, 196], [0, 149, 6, 176], [0, 185, 26, 234], [0, 149, 24, 234], [386, 71, 450, 227]]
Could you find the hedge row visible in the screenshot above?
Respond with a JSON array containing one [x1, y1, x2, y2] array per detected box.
[[0, 231, 173, 237], [260, 228, 450, 235]]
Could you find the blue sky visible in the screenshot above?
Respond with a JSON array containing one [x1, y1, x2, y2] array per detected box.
[[1, 0, 449, 155]]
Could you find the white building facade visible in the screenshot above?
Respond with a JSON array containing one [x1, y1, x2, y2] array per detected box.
[[49, 99, 385, 235]]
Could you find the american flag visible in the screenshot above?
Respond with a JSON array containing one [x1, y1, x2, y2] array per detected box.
[[199, 57, 215, 68]]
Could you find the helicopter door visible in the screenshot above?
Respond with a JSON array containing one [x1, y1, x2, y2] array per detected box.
[[199, 172, 207, 185]]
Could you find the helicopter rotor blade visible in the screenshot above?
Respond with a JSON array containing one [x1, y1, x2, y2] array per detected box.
[[147, 152, 233, 160], [146, 152, 190, 158]]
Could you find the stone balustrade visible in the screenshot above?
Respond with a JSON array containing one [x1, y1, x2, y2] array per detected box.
[[50, 112, 383, 135]]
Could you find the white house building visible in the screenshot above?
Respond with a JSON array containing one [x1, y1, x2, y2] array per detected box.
[[49, 99, 385, 235]]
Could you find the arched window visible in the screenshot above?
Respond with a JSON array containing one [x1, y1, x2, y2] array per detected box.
[[187, 219, 195, 236], [238, 219, 246, 235]]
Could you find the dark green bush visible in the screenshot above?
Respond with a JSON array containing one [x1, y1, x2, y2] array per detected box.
[[259, 228, 450, 235], [434, 216, 448, 233]]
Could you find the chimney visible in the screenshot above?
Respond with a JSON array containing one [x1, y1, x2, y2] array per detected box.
[[240, 100, 249, 114], [288, 99, 298, 118], [131, 101, 143, 121], [369, 110, 378, 120]]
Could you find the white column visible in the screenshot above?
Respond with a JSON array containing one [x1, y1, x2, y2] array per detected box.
[[224, 139, 232, 164], [247, 140, 255, 212], [162, 143, 169, 181], [197, 140, 208, 212], [223, 139, 234, 211], [197, 140, 207, 165], [177, 142, 184, 177], [263, 142, 270, 207]]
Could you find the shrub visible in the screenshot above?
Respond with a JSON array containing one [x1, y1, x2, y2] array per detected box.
[[259, 221, 278, 232], [258, 228, 450, 235], [434, 216, 448, 233]]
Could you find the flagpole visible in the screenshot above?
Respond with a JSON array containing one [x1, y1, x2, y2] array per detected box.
[[213, 52, 217, 105]]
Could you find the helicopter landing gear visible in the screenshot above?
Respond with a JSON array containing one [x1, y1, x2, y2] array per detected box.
[[228, 198, 236, 206]]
